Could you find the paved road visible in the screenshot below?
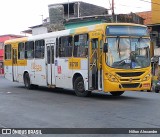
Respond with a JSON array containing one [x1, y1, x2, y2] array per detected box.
[[0, 76, 160, 137]]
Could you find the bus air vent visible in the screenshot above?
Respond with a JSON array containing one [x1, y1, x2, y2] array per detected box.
[[121, 83, 140, 88], [116, 72, 144, 77]]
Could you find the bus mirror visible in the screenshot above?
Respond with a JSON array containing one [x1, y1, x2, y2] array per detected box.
[[103, 43, 108, 53]]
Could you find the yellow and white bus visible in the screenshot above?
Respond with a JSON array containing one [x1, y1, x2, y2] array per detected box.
[[4, 23, 151, 96]]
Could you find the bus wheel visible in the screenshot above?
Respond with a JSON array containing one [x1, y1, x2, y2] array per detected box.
[[24, 73, 33, 90], [74, 77, 91, 97], [110, 91, 124, 96]]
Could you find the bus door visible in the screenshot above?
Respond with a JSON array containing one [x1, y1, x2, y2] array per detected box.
[[46, 40, 55, 86], [89, 31, 103, 90], [12, 47, 18, 81], [55, 36, 73, 89], [33, 40, 46, 86]]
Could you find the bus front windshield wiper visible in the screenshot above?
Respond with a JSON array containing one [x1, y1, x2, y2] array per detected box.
[[116, 36, 121, 59]]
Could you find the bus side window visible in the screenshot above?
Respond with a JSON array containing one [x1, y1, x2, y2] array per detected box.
[[73, 34, 88, 57], [5, 44, 11, 60], [25, 41, 34, 59], [59, 36, 72, 57], [18, 42, 25, 59], [35, 40, 45, 59]]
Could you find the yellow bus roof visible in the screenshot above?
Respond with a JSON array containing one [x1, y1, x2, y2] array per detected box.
[[4, 37, 28, 44]]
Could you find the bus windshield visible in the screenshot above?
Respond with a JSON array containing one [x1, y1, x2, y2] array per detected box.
[[106, 37, 150, 69]]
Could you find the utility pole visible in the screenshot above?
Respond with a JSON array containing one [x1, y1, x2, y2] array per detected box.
[[41, 15, 43, 24], [112, 0, 114, 15], [112, 0, 114, 22]]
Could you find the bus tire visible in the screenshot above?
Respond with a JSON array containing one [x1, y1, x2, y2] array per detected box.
[[24, 73, 33, 90], [74, 77, 91, 97], [110, 91, 124, 96]]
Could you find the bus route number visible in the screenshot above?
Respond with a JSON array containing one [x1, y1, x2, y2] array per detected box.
[[69, 62, 80, 69]]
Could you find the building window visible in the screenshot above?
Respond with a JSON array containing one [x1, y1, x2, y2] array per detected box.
[[35, 40, 45, 59], [59, 36, 72, 57], [73, 34, 88, 57], [63, 3, 74, 15], [5, 44, 11, 60], [25, 41, 34, 59], [18, 42, 25, 59]]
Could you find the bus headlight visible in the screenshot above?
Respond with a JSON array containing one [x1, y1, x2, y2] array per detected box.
[[143, 74, 151, 81], [105, 73, 118, 82]]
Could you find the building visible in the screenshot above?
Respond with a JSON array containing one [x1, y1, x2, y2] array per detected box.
[[145, 0, 160, 55], [48, 1, 108, 30], [23, 1, 109, 35], [0, 34, 24, 74], [136, 11, 152, 25], [23, 1, 144, 35], [64, 13, 144, 29]]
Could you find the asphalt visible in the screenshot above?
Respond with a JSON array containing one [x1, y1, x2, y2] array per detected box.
[[0, 76, 160, 137]]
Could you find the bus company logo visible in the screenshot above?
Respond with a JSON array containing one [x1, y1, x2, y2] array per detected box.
[[2, 129, 11, 134], [31, 63, 42, 72], [129, 78, 133, 82]]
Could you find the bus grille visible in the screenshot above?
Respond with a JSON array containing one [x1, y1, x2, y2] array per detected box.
[[120, 78, 140, 82], [121, 83, 140, 88], [116, 72, 144, 77]]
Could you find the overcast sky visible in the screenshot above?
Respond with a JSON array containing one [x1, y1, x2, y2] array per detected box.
[[0, 0, 151, 35]]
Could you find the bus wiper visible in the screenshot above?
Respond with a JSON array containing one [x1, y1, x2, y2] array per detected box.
[[116, 36, 121, 58]]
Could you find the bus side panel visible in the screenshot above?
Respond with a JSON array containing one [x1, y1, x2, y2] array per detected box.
[[4, 63, 13, 81], [25, 59, 47, 86], [33, 59, 47, 86], [16, 57, 27, 83], [55, 58, 73, 89], [17, 66, 25, 83], [70, 58, 88, 90]]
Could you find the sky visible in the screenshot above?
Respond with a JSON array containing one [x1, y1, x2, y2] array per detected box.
[[0, 0, 151, 36]]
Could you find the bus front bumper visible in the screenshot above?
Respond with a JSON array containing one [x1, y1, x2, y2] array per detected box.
[[103, 79, 151, 92]]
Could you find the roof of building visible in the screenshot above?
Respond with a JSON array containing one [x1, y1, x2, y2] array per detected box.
[[21, 29, 32, 34], [0, 34, 24, 43], [48, 1, 108, 10], [29, 24, 43, 29], [48, 1, 82, 7], [136, 11, 152, 25], [64, 15, 112, 24]]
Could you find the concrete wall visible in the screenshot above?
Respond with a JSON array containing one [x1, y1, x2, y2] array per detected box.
[[32, 26, 48, 35], [48, 2, 108, 25], [49, 5, 64, 24], [79, 2, 107, 17]]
